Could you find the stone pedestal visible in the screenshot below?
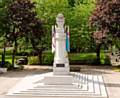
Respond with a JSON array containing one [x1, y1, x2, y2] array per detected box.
[[53, 29, 70, 75]]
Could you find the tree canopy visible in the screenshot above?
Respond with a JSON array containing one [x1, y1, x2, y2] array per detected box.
[[90, 0, 120, 37]]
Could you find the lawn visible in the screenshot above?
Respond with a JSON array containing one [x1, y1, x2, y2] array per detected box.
[[0, 48, 110, 66]]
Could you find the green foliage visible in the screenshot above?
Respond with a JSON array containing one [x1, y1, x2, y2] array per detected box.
[[7, 0, 46, 65], [0, 0, 97, 54], [68, 0, 76, 7], [28, 56, 40, 65], [34, 0, 69, 50], [27, 51, 110, 65], [0, 0, 11, 39], [100, 53, 110, 65], [112, 38, 120, 50], [70, 52, 110, 65], [0, 0, 112, 66], [0, 61, 12, 70], [69, 53, 96, 64], [70, 1, 96, 52], [42, 52, 53, 65], [34, 0, 96, 52]]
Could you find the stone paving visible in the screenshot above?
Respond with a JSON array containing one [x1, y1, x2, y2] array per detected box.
[[6, 72, 107, 98], [0, 65, 120, 98]]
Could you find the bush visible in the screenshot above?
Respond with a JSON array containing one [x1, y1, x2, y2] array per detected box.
[[103, 55, 111, 65], [0, 61, 13, 70], [42, 52, 54, 65], [28, 52, 54, 65], [28, 56, 40, 65]]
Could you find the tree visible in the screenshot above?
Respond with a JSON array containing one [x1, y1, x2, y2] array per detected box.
[[89, 0, 120, 63], [0, 0, 12, 67], [35, 0, 70, 51], [68, 0, 76, 7], [92, 31, 107, 63], [8, 0, 44, 65], [36, 0, 96, 53], [70, 0, 96, 52], [90, 0, 120, 36]]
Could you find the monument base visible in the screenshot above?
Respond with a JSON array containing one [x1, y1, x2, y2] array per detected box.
[[7, 72, 108, 98], [53, 67, 70, 75], [44, 75, 73, 85], [53, 61, 70, 75]]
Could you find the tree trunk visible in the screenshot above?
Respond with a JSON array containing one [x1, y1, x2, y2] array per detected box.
[[1, 41, 6, 67], [12, 49, 15, 67], [38, 50, 42, 65], [12, 32, 18, 67], [96, 43, 102, 64], [30, 38, 43, 64]]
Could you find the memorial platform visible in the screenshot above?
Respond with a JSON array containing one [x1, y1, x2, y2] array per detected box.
[[7, 72, 108, 98]]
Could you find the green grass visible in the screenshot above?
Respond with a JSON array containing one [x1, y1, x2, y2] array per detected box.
[[69, 53, 96, 60], [0, 55, 27, 64], [69, 52, 110, 65]]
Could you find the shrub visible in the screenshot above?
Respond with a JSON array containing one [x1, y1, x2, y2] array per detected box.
[[0, 61, 13, 70], [42, 52, 53, 65], [28, 52, 54, 65], [28, 56, 40, 65]]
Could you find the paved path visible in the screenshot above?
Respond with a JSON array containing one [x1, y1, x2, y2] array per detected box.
[[0, 65, 120, 98]]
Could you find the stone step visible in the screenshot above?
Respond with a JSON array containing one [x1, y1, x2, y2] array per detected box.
[[6, 72, 107, 98], [12, 93, 106, 98], [12, 76, 100, 95], [12, 76, 100, 94], [35, 84, 79, 88]]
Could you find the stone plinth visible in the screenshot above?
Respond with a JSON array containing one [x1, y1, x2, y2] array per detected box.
[[44, 75, 73, 85], [53, 66, 70, 75]]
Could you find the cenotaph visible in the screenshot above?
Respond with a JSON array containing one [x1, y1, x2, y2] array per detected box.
[[7, 14, 108, 98], [43, 13, 73, 85]]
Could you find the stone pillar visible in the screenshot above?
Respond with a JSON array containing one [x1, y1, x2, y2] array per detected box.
[[53, 14, 69, 75], [43, 14, 73, 85]]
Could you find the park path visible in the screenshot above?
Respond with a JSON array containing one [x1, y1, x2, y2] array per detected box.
[[0, 65, 120, 98]]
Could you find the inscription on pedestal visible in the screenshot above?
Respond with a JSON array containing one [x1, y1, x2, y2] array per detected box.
[[56, 64, 65, 67]]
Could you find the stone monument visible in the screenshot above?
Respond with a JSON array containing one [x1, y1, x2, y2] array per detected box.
[[7, 14, 108, 98], [44, 13, 73, 85], [53, 13, 69, 75]]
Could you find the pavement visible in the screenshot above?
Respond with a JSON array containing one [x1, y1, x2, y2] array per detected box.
[[0, 65, 120, 98]]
